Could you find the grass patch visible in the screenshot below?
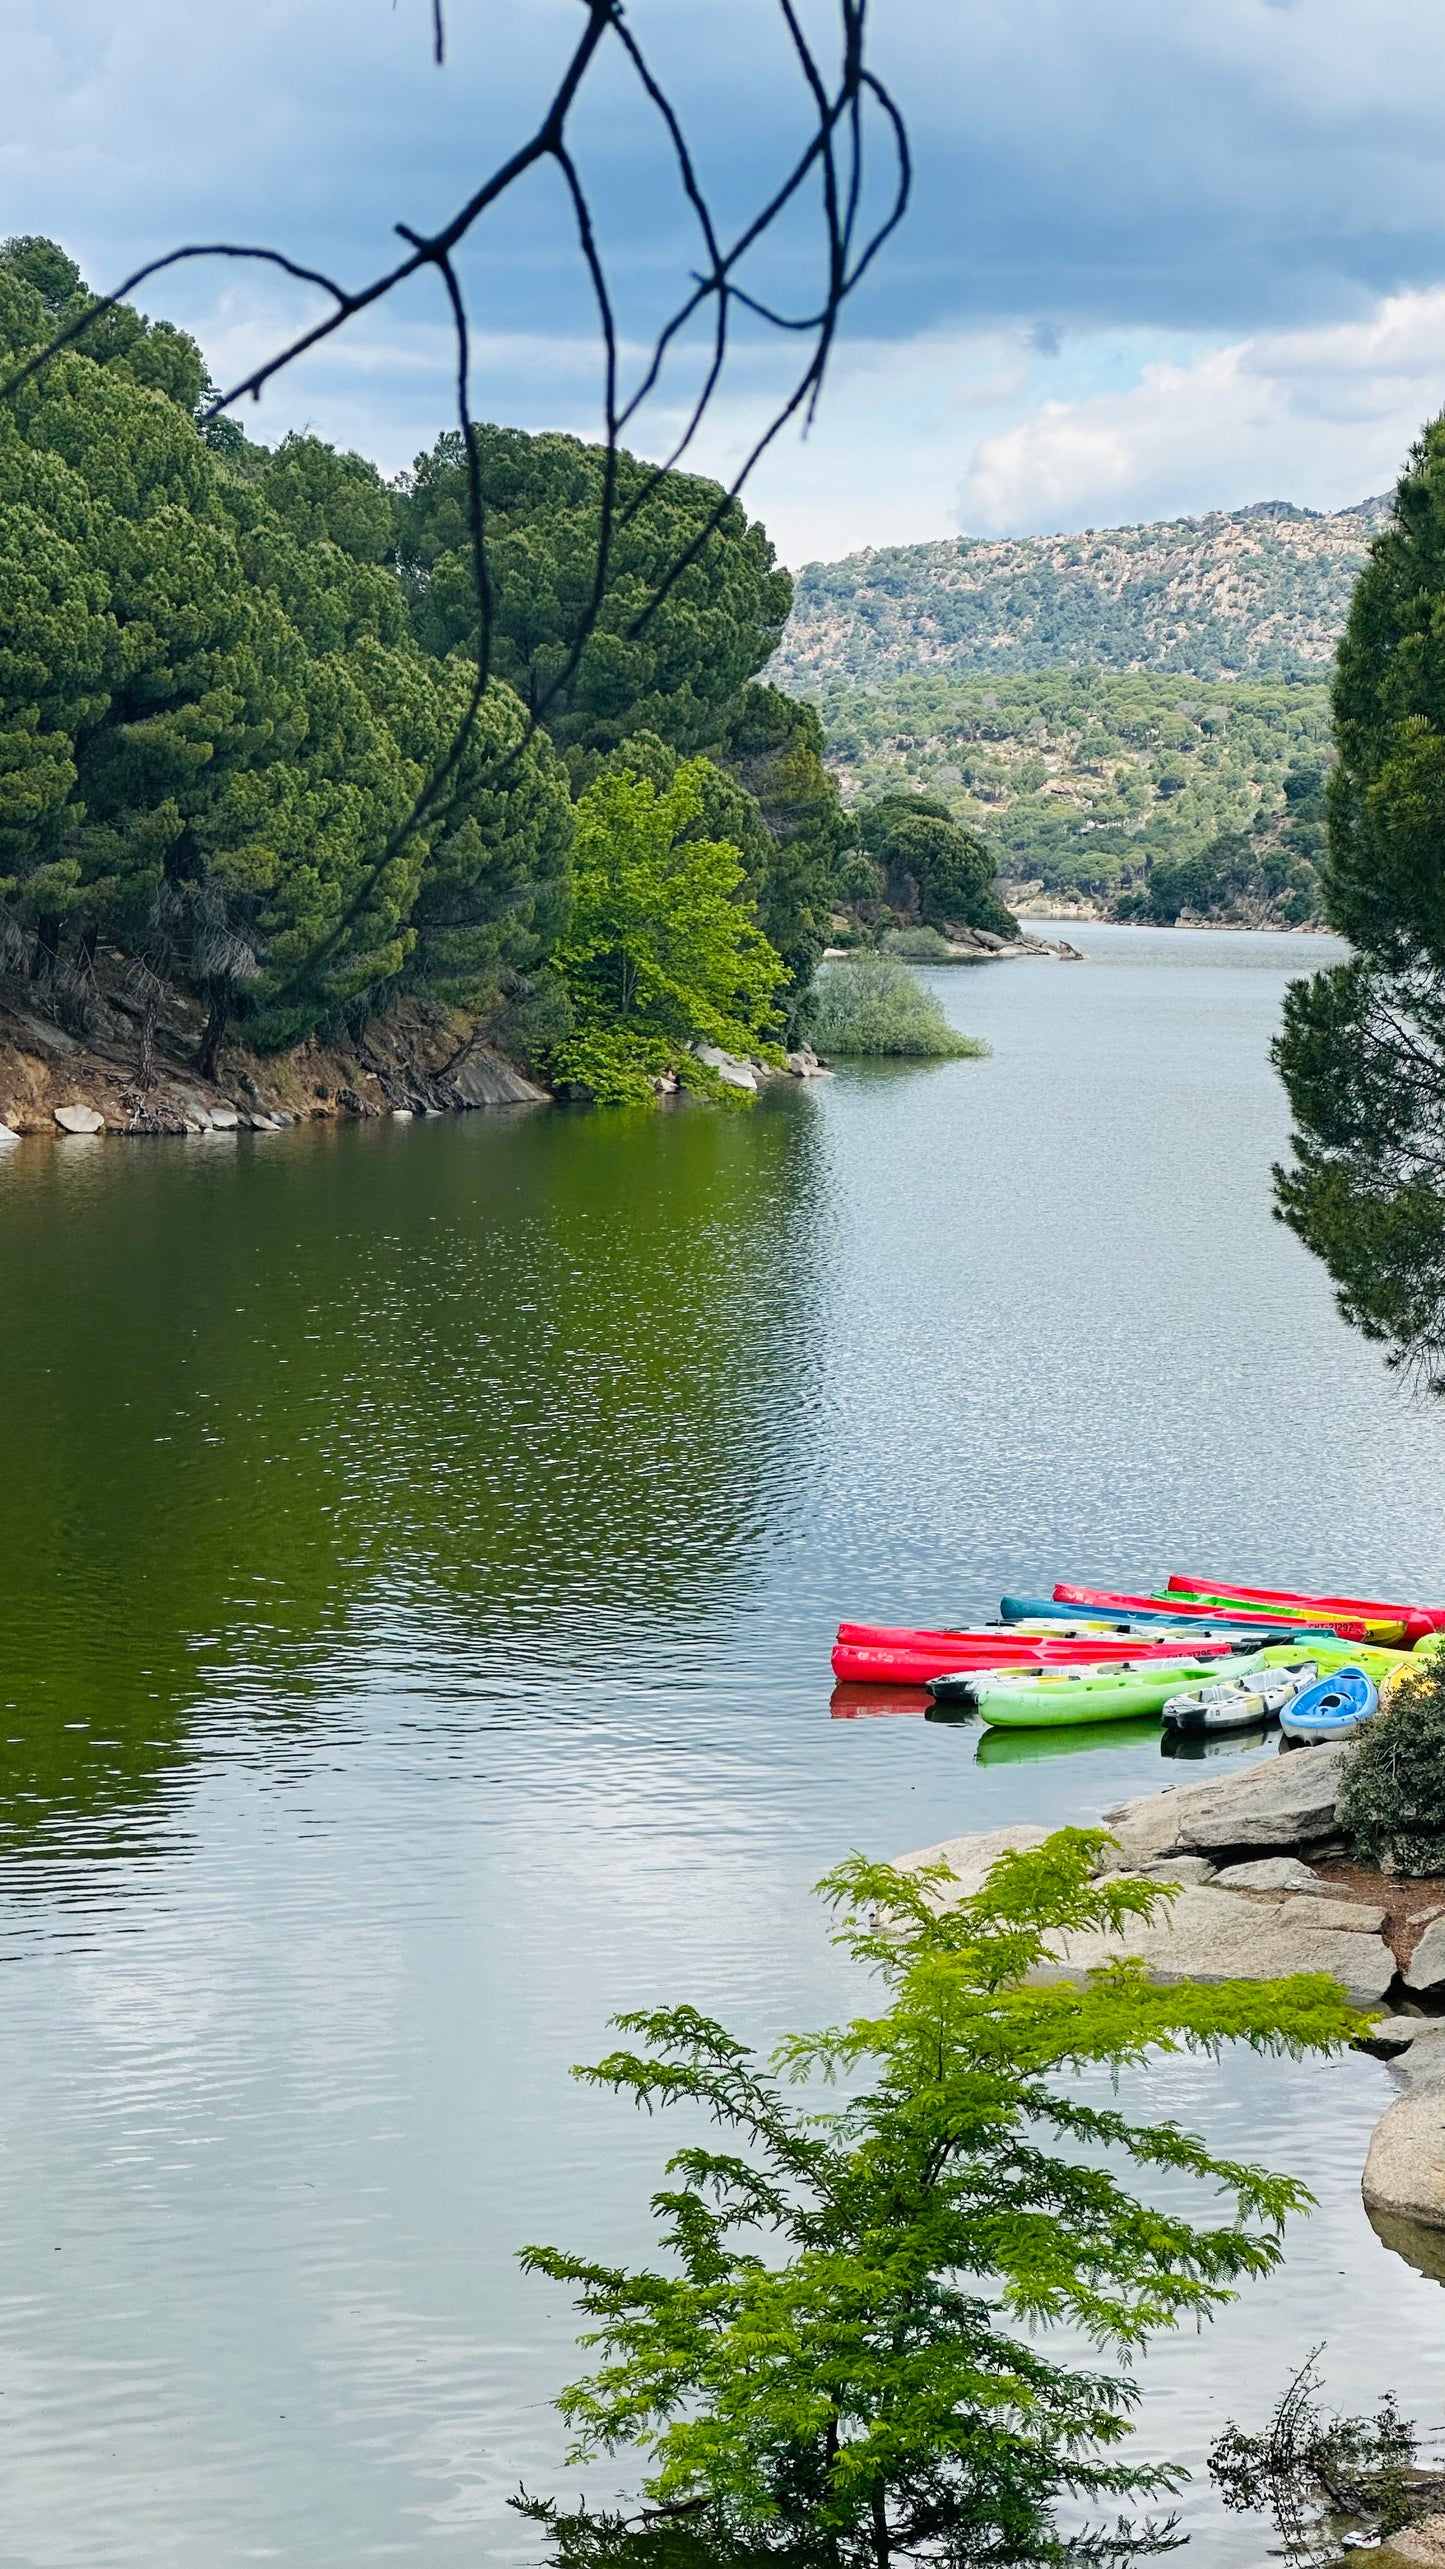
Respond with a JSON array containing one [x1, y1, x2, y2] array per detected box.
[[880, 925, 974, 962], [808, 952, 991, 1058]]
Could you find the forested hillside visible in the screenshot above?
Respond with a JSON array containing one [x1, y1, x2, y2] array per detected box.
[[819, 667, 1333, 918], [774, 499, 1387, 690]]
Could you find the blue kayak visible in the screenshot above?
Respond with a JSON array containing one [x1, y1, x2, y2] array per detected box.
[[1279, 1664, 1378, 1743]]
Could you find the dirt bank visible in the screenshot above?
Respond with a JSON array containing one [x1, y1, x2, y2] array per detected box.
[[0, 961, 545, 1139]]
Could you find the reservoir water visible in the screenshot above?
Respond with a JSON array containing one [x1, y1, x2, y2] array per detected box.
[[1, 922, 1443, 2567]]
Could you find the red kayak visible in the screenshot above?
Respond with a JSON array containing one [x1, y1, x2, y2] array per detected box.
[[832, 1630, 1250, 1686], [1051, 1583, 1369, 1642], [1164, 1573, 1445, 1644]]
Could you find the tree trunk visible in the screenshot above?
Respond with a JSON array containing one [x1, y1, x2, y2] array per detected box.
[[197, 989, 228, 1082], [870, 2485, 891, 2569]]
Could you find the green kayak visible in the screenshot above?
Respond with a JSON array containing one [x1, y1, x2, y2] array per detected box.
[[973, 1653, 1265, 1729], [1258, 1638, 1413, 1685]]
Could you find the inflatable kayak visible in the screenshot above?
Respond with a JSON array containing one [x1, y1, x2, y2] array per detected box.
[[962, 1654, 1268, 1729], [1279, 1664, 1378, 1743], [1162, 1660, 1317, 1737], [1164, 1572, 1445, 1645], [1052, 1582, 1369, 1641]]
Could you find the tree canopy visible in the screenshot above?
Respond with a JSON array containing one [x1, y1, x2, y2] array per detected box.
[[0, 243, 859, 1089], [397, 426, 791, 760], [546, 761, 788, 1104], [857, 795, 1017, 939], [1274, 419, 1445, 1374]]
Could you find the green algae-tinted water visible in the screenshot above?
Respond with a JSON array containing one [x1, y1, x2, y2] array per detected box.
[[1, 924, 1442, 2566]]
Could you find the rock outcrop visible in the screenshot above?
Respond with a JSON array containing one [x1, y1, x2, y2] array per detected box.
[[894, 1821, 1394, 2011], [896, 1755, 1445, 2280], [1099, 1743, 1350, 1866]]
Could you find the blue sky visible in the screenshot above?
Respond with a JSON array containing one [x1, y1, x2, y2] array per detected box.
[[5, 0, 1445, 564]]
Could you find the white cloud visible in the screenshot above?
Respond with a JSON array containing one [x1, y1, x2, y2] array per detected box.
[[954, 290, 1445, 539]]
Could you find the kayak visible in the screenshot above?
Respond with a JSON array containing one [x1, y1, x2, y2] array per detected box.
[[837, 1619, 1124, 1649], [1052, 1582, 1369, 1641], [1380, 1659, 1435, 1710], [961, 1654, 1268, 1729], [1159, 1578, 1412, 1647], [1164, 1572, 1445, 1645], [1259, 1637, 1412, 1686], [1002, 1594, 1290, 1634], [1279, 1664, 1378, 1742], [837, 1629, 1274, 1687], [1162, 1660, 1317, 1737]]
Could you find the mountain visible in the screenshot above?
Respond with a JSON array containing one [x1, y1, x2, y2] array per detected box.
[[771, 497, 1391, 692]]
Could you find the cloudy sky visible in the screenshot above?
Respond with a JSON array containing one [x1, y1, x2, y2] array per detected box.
[[5, 0, 1445, 564]]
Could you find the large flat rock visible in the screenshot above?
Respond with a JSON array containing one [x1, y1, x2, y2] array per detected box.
[[1364, 2092, 1445, 2229], [892, 1829, 1392, 2006], [1032, 1883, 1394, 2010], [1102, 1744, 1349, 1867]]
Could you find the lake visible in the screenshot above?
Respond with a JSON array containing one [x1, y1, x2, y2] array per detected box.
[[1, 922, 1442, 2567]]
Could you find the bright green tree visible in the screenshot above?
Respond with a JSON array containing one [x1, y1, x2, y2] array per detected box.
[[548, 762, 787, 1104], [522, 1831, 1359, 2569]]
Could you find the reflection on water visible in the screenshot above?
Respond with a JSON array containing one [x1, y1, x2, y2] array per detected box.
[[2, 925, 1445, 2567]]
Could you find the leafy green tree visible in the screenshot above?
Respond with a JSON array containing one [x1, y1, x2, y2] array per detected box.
[[522, 1830, 1358, 2569], [1273, 421, 1445, 1370], [0, 234, 206, 410], [547, 762, 787, 1104], [398, 425, 791, 758], [259, 431, 399, 566], [857, 795, 1016, 939], [594, 707, 846, 1038]]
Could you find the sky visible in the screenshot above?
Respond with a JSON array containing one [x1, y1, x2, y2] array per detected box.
[[5, 0, 1445, 566]]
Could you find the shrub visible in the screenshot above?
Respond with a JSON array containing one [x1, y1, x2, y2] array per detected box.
[[881, 925, 963, 961], [1338, 1654, 1445, 1874], [806, 952, 989, 1059]]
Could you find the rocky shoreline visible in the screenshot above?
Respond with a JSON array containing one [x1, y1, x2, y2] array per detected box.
[[897, 1744, 1445, 2283], [0, 970, 831, 1145]]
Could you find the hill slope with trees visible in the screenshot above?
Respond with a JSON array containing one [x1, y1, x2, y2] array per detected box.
[[773, 498, 1390, 691]]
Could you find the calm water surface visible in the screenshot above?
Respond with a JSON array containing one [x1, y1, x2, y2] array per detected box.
[[2, 923, 1444, 2567]]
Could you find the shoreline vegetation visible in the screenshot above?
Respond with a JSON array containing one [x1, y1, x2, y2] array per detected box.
[[0, 237, 1012, 1136]]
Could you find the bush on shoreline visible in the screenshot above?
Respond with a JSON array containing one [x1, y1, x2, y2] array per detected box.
[[806, 951, 989, 1058], [1339, 1657, 1445, 1875]]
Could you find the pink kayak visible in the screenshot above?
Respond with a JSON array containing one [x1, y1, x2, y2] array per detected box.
[[1051, 1583, 1369, 1642]]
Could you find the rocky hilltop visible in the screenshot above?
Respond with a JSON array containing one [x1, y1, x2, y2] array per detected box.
[[774, 497, 1391, 691]]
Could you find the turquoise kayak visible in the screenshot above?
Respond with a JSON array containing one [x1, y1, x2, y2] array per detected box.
[[970, 1653, 1266, 1729]]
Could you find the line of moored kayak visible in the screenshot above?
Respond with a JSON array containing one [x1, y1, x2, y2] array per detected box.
[[831, 1571, 1445, 1736]]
